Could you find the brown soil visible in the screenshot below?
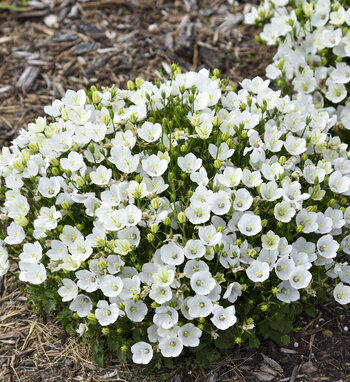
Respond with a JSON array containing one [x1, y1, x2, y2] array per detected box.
[[0, 1, 349, 381]]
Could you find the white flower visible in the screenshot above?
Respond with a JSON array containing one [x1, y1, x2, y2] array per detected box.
[[76, 270, 99, 292], [38, 177, 61, 198], [333, 283, 350, 304], [58, 278, 78, 301], [211, 305, 237, 330], [216, 167, 242, 188], [90, 165, 112, 186], [124, 300, 148, 322], [232, 188, 253, 211], [317, 234, 339, 258], [296, 209, 318, 233], [149, 284, 172, 304], [109, 147, 139, 174], [19, 262, 47, 284], [153, 306, 178, 329], [142, 155, 168, 177], [274, 201, 295, 223], [223, 282, 242, 303], [19, 242, 42, 263], [276, 281, 300, 303], [284, 135, 307, 155], [183, 239, 206, 259], [69, 294, 92, 317], [238, 213, 262, 236], [178, 323, 202, 347], [131, 342, 153, 364], [138, 122, 162, 142], [187, 295, 213, 318], [60, 152, 84, 172], [190, 271, 216, 295], [289, 265, 312, 289], [198, 225, 222, 246], [261, 230, 280, 250], [209, 190, 231, 215], [99, 275, 123, 297], [152, 266, 175, 287], [275, 257, 295, 281], [5, 222, 25, 245], [159, 337, 183, 358], [242, 169, 262, 188], [160, 243, 184, 266], [208, 142, 234, 161], [246, 260, 270, 282], [95, 300, 119, 326], [177, 153, 202, 173]]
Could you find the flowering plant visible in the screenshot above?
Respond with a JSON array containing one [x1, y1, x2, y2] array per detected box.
[[1, 66, 350, 366], [245, 0, 350, 132]]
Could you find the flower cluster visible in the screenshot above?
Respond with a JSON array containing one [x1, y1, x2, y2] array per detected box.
[[1, 67, 350, 365], [245, 0, 350, 130]]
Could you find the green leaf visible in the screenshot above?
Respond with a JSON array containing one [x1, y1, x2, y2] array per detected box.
[[248, 335, 260, 348], [304, 305, 317, 317], [0, 2, 27, 11], [91, 338, 105, 367], [206, 349, 221, 362], [280, 334, 290, 346]]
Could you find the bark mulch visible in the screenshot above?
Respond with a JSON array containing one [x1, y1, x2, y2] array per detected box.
[[0, 0, 349, 381]]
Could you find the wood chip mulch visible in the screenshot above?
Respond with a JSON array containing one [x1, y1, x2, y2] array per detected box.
[[0, 0, 349, 381]]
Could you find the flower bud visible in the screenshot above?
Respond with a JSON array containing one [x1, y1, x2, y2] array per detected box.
[[87, 313, 97, 324], [129, 112, 137, 124], [52, 167, 60, 176], [260, 304, 269, 312], [28, 143, 39, 153], [214, 160, 221, 169], [340, 197, 347, 205], [301, 153, 308, 161], [127, 80, 135, 91], [135, 78, 143, 88], [95, 237, 106, 247], [50, 158, 60, 167], [277, 221, 283, 228], [102, 328, 110, 336], [177, 212, 187, 224], [15, 215, 28, 227], [102, 114, 110, 125], [76, 176, 85, 187], [261, 219, 267, 227], [149, 199, 159, 212], [163, 216, 171, 226], [241, 130, 248, 138], [150, 224, 159, 234], [73, 313, 79, 319], [180, 144, 187, 153], [234, 337, 242, 345], [61, 107, 68, 121], [328, 199, 336, 207], [279, 156, 286, 165], [121, 345, 128, 352], [297, 225, 304, 233], [147, 233, 154, 242], [212, 115, 220, 127], [235, 238, 242, 246], [61, 201, 70, 210], [13, 161, 24, 173]]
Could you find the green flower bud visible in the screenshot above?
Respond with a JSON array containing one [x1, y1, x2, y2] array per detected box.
[[187, 190, 193, 198], [277, 221, 283, 228], [61, 201, 70, 210], [277, 79, 284, 88], [76, 176, 85, 187], [13, 161, 24, 173], [235, 238, 242, 246], [102, 114, 110, 125], [102, 328, 110, 336], [118, 303, 125, 310], [51, 167, 60, 176], [272, 287, 279, 295], [241, 130, 248, 138], [147, 233, 155, 242], [329, 199, 336, 207], [217, 226, 224, 233], [50, 158, 60, 167], [127, 80, 135, 90], [279, 156, 286, 165], [151, 198, 160, 210], [163, 216, 171, 226], [28, 143, 39, 153], [301, 153, 308, 161], [135, 78, 143, 88], [260, 304, 269, 312], [117, 327, 123, 334], [297, 225, 304, 233], [214, 160, 221, 169], [198, 317, 205, 324], [212, 115, 220, 127], [340, 197, 347, 205], [61, 107, 68, 121], [129, 112, 137, 124], [177, 212, 187, 224], [180, 144, 187, 153], [261, 219, 268, 227], [340, 207, 346, 213], [221, 132, 229, 141], [15, 215, 28, 227], [87, 313, 97, 323], [234, 337, 242, 345], [150, 224, 159, 233], [73, 313, 79, 319], [121, 345, 128, 352]]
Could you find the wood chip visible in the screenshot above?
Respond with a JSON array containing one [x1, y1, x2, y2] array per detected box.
[[15, 66, 40, 93]]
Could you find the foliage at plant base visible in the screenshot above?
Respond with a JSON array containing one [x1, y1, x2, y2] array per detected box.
[[245, 0, 350, 140], [1, 66, 350, 367]]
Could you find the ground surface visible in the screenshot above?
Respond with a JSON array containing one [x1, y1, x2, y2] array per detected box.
[[0, 0, 350, 381]]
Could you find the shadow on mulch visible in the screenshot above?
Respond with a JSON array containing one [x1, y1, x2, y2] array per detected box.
[[0, 0, 349, 381]]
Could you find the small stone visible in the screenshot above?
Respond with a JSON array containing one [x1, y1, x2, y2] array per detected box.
[[148, 24, 159, 33], [301, 361, 317, 375], [44, 14, 59, 28]]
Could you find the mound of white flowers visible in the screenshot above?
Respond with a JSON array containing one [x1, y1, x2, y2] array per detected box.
[[245, 0, 350, 130], [1, 67, 350, 365]]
